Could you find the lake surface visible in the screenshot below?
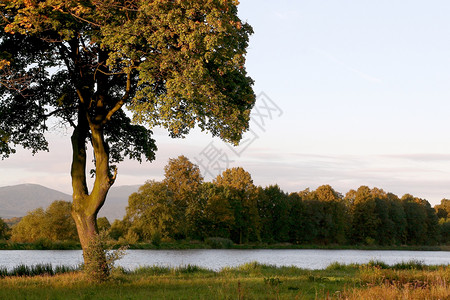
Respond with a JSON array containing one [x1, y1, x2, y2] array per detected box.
[[1, 249, 449, 271]]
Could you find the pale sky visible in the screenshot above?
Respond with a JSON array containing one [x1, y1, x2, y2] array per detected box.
[[2, 0, 450, 205]]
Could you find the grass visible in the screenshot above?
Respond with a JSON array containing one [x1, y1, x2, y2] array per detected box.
[[0, 261, 448, 299], [0, 263, 80, 277]]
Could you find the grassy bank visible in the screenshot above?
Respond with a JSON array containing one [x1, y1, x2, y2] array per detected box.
[[1, 239, 449, 251], [0, 261, 448, 299]]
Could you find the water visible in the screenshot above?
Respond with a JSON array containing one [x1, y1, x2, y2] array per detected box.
[[0, 249, 449, 271]]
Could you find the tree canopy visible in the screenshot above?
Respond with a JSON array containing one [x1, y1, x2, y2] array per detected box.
[[0, 0, 254, 156]]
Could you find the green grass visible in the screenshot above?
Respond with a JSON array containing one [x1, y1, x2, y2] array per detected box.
[[1, 261, 447, 299], [0, 262, 357, 299], [0, 263, 80, 277]]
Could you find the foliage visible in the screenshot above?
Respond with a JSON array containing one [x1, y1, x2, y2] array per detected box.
[[204, 237, 233, 249], [0, 217, 10, 240], [214, 167, 260, 243], [402, 194, 440, 245], [196, 183, 235, 239], [348, 186, 380, 244], [110, 157, 444, 247], [163, 155, 204, 239], [435, 199, 450, 219], [257, 185, 290, 243], [82, 231, 127, 282], [124, 180, 174, 242], [439, 218, 450, 244], [10, 200, 77, 243], [97, 217, 111, 232]]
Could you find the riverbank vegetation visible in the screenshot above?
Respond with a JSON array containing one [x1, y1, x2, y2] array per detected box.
[[2, 157, 450, 250], [0, 261, 448, 299]]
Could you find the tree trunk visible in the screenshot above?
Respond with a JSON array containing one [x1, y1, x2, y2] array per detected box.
[[70, 114, 114, 281], [72, 206, 108, 281]]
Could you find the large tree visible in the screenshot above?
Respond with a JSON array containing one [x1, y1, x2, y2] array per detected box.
[[0, 0, 254, 279]]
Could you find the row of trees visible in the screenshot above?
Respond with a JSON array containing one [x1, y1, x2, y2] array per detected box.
[[108, 156, 447, 246], [4, 156, 449, 246]]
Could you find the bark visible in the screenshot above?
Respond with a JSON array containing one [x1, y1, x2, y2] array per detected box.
[[70, 106, 115, 281], [68, 44, 123, 281]]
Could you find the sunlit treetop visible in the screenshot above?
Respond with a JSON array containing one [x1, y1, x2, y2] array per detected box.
[[0, 0, 255, 160]]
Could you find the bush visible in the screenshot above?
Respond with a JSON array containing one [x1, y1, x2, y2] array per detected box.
[[82, 231, 128, 282], [365, 260, 389, 269], [391, 260, 426, 270], [205, 237, 233, 249], [151, 231, 162, 247]]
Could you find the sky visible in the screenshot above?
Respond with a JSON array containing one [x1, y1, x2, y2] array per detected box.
[[2, 0, 450, 205]]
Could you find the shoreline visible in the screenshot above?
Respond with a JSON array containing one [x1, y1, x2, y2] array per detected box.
[[0, 240, 449, 251]]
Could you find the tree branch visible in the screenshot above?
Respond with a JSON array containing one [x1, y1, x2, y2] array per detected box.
[[102, 70, 131, 125]]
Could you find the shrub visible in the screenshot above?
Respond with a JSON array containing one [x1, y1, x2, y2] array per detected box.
[[82, 231, 128, 282], [205, 237, 233, 249]]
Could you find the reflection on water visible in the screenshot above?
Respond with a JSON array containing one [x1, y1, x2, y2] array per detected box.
[[0, 249, 449, 271]]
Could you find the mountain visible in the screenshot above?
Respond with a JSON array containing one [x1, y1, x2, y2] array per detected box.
[[99, 185, 140, 221], [0, 184, 72, 219], [0, 183, 139, 221]]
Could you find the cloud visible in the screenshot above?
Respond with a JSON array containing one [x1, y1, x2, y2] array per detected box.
[[381, 153, 450, 162], [229, 152, 450, 205]]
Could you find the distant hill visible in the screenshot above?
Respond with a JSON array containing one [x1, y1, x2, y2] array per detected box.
[[0, 183, 139, 221], [0, 184, 72, 219], [100, 185, 140, 221]]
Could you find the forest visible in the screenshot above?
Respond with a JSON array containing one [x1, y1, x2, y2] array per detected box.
[[2, 155, 450, 247]]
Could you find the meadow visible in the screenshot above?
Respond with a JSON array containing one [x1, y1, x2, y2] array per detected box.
[[0, 261, 448, 299]]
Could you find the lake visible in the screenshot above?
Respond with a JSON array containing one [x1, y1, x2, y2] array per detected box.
[[1, 249, 449, 271]]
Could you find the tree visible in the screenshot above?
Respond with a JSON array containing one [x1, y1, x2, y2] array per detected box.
[[214, 167, 260, 243], [257, 185, 290, 243], [163, 155, 203, 239], [435, 199, 450, 219], [11, 208, 46, 242], [288, 192, 307, 243], [439, 218, 450, 244], [45, 200, 78, 241], [195, 182, 235, 240], [124, 180, 174, 242], [11, 200, 77, 242], [0, 217, 10, 240], [386, 193, 407, 245], [0, 0, 254, 279], [108, 219, 127, 241], [97, 217, 111, 232], [348, 186, 380, 244], [313, 185, 347, 244], [401, 194, 429, 245]]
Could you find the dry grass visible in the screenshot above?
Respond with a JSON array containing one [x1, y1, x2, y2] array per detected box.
[[0, 262, 448, 299], [342, 283, 449, 300], [342, 266, 449, 300]]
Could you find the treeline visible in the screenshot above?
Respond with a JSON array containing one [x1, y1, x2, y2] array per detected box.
[[109, 156, 448, 246], [2, 155, 450, 246]]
